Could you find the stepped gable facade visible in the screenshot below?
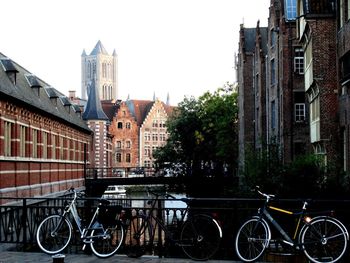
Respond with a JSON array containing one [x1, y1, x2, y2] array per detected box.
[[102, 99, 175, 170], [0, 52, 92, 200]]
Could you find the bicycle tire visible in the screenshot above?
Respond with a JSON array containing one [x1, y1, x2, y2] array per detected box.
[[235, 217, 270, 262], [90, 222, 124, 258], [36, 215, 72, 254], [301, 217, 348, 263], [180, 214, 222, 261], [126, 215, 152, 258]]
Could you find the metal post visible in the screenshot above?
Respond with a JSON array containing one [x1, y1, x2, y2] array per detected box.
[[52, 254, 65, 263]]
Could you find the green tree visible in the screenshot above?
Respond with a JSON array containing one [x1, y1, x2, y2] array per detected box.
[[154, 83, 238, 180]]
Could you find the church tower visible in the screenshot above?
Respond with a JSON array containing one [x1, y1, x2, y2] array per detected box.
[[81, 40, 118, 100]]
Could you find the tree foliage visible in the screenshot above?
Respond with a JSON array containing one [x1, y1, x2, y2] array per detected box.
[[154, 83, 238, 180]]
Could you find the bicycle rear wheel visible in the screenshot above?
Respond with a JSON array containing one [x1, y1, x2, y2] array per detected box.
[[36, 215, 72, 254], [180, 214, 222, 261], [235, 217, 270, 262], [90, 222, 124, 258], [301, 217, 348, 263]]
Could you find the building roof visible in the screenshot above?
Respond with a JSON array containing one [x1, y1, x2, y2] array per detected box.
[[89, 40, 109, 56], [101, 99, 175, 127], [0, 52, 90, 133], [82, 80, 109, 121], [101, 100, 120, 120]]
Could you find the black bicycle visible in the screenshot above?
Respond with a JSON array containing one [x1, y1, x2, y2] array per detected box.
[[36, 188, 125, 258], [235, 186, 349, 263], [127, 189, 222, 261]]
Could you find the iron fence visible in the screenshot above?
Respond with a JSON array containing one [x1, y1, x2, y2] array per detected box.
[[0, 196, 350, 261]]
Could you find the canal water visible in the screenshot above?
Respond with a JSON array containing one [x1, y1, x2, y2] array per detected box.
[[103, 186, 187, 224]]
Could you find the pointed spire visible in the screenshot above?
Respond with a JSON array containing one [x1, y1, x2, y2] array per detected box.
[[90, 40, 108, 55], [127, 94, 130, 101], [153, 91, 156, 101], [82, 80, 109, 121], [81, 49, 87, 56], [112, 49, 117, 56], [166, 92, 170, 105]]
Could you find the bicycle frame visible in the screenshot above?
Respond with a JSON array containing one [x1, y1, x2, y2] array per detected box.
[[61, 191, 109, 243], [258, 201, 308, 247]]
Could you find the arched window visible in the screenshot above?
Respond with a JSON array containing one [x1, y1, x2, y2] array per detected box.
[[87, 61, 91, 79], [102, 63, 106, 78], [126, 153, 131, 163], [92, 61, 96, 79], [117, 122, 123, 129]]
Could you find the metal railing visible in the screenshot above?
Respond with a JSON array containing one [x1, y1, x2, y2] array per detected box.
[[1, 196, 350, 260]]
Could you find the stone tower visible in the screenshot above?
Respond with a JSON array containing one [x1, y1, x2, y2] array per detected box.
[[81, 40, 118, 100]]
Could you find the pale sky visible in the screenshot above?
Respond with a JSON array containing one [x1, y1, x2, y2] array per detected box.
[[2, 0, 270, 105]]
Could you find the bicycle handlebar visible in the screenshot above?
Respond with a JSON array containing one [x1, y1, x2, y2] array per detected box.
[[254, 186, 275, 201]]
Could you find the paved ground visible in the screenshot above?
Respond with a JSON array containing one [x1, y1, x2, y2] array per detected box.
[[0, 251, 245, 263]]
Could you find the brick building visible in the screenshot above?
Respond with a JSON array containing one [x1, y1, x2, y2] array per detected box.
[[267, 0, 309, 162], [103, 100, 139, 168], [296, 0, 338, 165], [102, 98, 174, 172], [0, 52, 92, 199], [237, 0, 310, 176], [337, 0, 350, 173], [82, 80, 112, 171], [237, 25, 256, 172]]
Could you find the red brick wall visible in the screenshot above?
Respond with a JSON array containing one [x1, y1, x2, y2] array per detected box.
[[0, 97, 91, 199]]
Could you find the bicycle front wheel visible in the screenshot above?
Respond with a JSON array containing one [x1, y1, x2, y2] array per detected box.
[[301, 217, 348, 263], [235, 217, 270, 262], [180, 214, 222, 261], [36, 215, 72, 254], [90, 222, 124, 258]]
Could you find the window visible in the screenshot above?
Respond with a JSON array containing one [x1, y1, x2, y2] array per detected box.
[[59, 136, 64, 159], [144, 133, 150, 141], [270, 29, 276, 47], [33, 129, 38, 158], [145, 146, 151, 156], [284, 0, 297, 20], [116, 141, 121, 148], [271, 101, 276, 129], [304, 40, 313, 89], [271, 59, 276, 85], [116, 153, 121, 162], [295, 103, 306, 122], [152, 134, 158, 141], [126, 153, 131, 163], [20, 126, 26, 157], [310, 95, 320, 142], [4, 121, 12, 156], [294, 48, 304, 74], [126, 122, 131, 129], [126, 141, 131, 148], [343, 129, 347, 172], [52, 135, 56, 159], [42, 132, 48, 159], [117, 122, 123, 129]]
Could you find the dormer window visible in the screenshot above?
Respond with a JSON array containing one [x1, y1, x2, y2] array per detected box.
[[25, 74, 42, 96], [60, 96, 72, 113], [45, 87, 59, 105], [0, 58, 18, 85]]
